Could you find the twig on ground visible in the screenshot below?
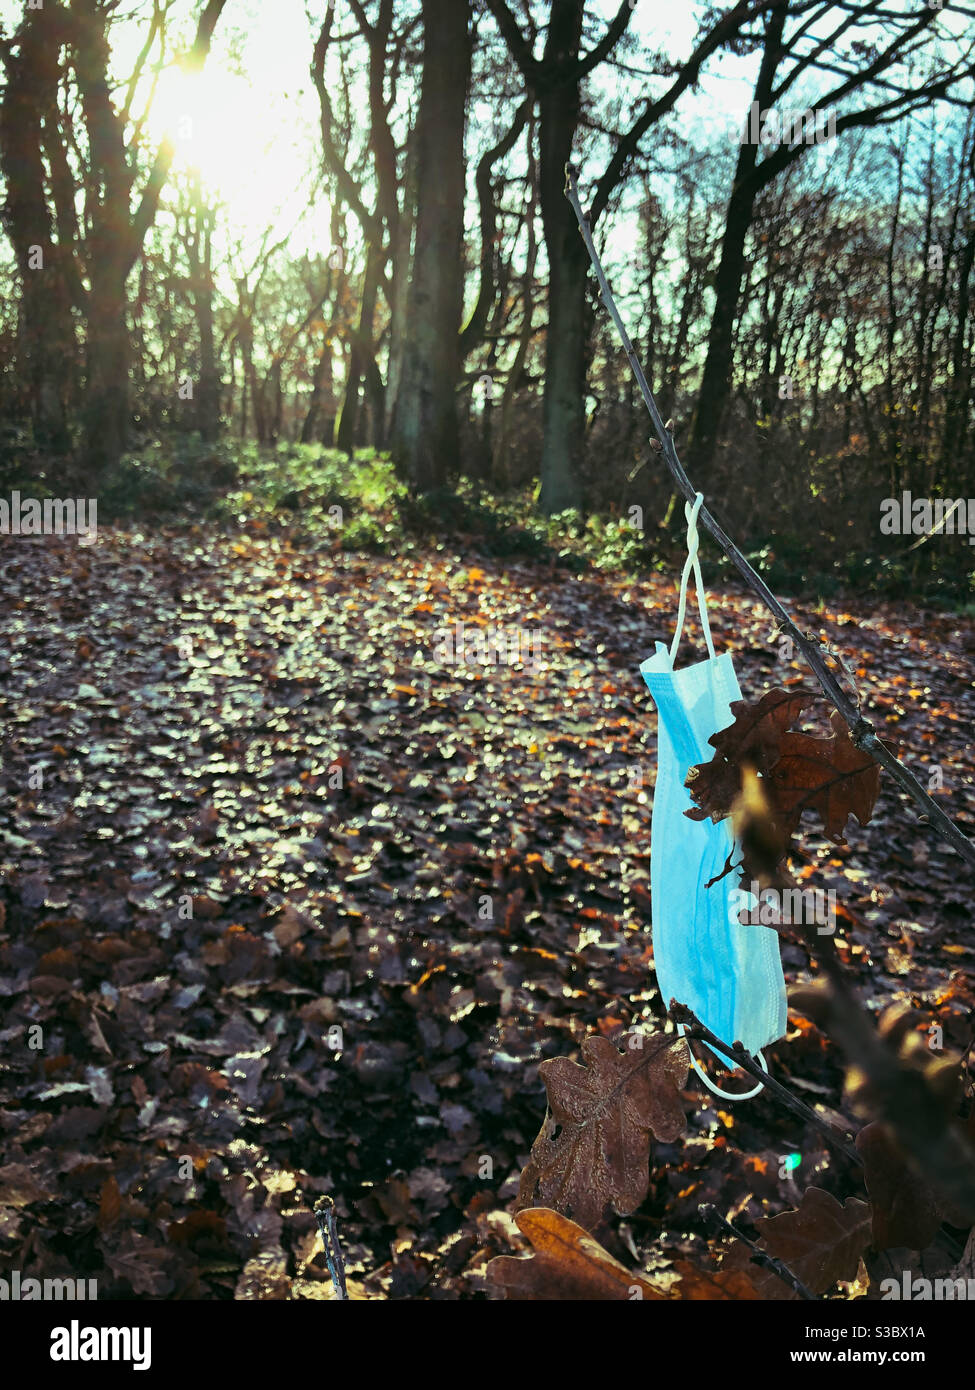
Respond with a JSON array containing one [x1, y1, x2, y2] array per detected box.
[[670, 1002, 862, 1167], [313, 1195, 349, 1300], [699, 1202, 818, 1300]]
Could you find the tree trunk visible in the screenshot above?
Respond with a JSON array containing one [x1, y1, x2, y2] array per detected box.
[[689, 181, 758, 485], [537, 64, 588, 514], [269, 359, 284, 445], [527, 1, 590, 513], [70, 0, 227, 477], [336, 241, 381, 454], [384, 128, 417, 444], [943, 220, 975, 485], [301, 340, 334, 444], [390, 0, 471, 492], [0, 10, 73, 454], [83, 254, 130, 475], [688, 3, 787, 483], [494, 177, 538, 489], [192, 183, 220, 442]]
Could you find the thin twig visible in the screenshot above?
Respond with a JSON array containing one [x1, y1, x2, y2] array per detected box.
[[671, 1002, 862, 1167], [565, 160, 975, 1232], [699, 1203, 818, 1300], [313, 1195, 349, 1301], [563, 164, 975, 872]]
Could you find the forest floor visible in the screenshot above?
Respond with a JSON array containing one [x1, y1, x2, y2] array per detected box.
[[1, 521, 973, 1298]]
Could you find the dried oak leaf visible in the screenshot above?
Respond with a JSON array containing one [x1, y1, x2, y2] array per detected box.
[[769, 711, 880, 842], [97, 1174, 121, 1231], [856, 1117, 974, 1247], [688, 689, 880, 850], [486, 1207, 668, 1301], [0, 1163, 55, 1208], [686, 689, 811, 824], [670, 1257, 764, 1300], [752, 1186, 872, 1295], [99, 1231, 174, 1297], [856, 1122, 942, 1250], [516, 1031, 688, 1232]]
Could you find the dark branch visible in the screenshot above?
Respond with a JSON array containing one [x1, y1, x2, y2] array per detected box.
[[482, 0, 540, 82], [576, 0, 633, 83], [564, 165, 975, 872]]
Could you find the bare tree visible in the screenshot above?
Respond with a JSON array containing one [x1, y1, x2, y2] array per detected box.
[[689, 0, 975, 484], [390, 0, 471, 491], [0, 6, 77, 453]]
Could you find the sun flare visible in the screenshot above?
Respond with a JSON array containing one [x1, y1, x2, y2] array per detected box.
[[146, 63, 272, 197]]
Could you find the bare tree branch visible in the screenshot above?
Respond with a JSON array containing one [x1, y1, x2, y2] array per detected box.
[[575, 0, 633, 83], [700, 1203, 819, 1299], [590, 0, 771, 228], [460, 99, 531, 357], [120, 0, 166, 127], [311, 14, 383, 249], [672, 1005, 862, 1165], [482, 0, 540, 82], [130, 0, 230, 264], [564, 165, 975, 872]]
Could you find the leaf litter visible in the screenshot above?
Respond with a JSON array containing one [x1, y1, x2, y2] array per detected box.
[[0, 526, 973, 1298]]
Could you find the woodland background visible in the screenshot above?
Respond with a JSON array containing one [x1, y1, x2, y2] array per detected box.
[[0, 0, 974, 594], [0, 0, 974, 1305]]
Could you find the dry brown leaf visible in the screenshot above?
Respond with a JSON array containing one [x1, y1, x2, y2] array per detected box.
[[516, 1031, 688, 1231], [753, 1186, 872, 1295], [0, 1163, 55, 1208], [856, 1121, 943, 1251], [670, 1257, 764, 1300], [486, 1207, 668, 1300], [97, 1174, 122, 1231], [686, 691, 881, 880], [686, 688, 811, 823], [770, 711, 880, 842]]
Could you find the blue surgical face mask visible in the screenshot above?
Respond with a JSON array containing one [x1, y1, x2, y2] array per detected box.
[[640, 494, 787, 1099]]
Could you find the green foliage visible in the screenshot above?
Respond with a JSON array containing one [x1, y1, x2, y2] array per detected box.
[[98, 437, 240, 518], [337, 512, 393, 553], [710, 523, 975, 607], [211, 444, 405, 549], [0, 425, 56, 495], [90, 441, 672, 575], [79, 440, 975, 608]]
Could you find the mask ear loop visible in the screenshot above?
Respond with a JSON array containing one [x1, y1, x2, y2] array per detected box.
[[677, 1023, 768, 1101], [668, 493, 766, 1101], [669, 492, 717, 665]]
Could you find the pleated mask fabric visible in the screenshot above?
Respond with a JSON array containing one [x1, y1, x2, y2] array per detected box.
[[640, 494, 787, 1098]]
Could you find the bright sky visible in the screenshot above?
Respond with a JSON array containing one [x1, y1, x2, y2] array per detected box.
[[0, 0, 734, 248], [0, 0, 968, 258], [135, 0, 322, 250], [139, 0, 718, 247]]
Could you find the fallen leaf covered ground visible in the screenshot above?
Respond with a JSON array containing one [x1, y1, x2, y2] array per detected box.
[[1, 524, 973, 1298]]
